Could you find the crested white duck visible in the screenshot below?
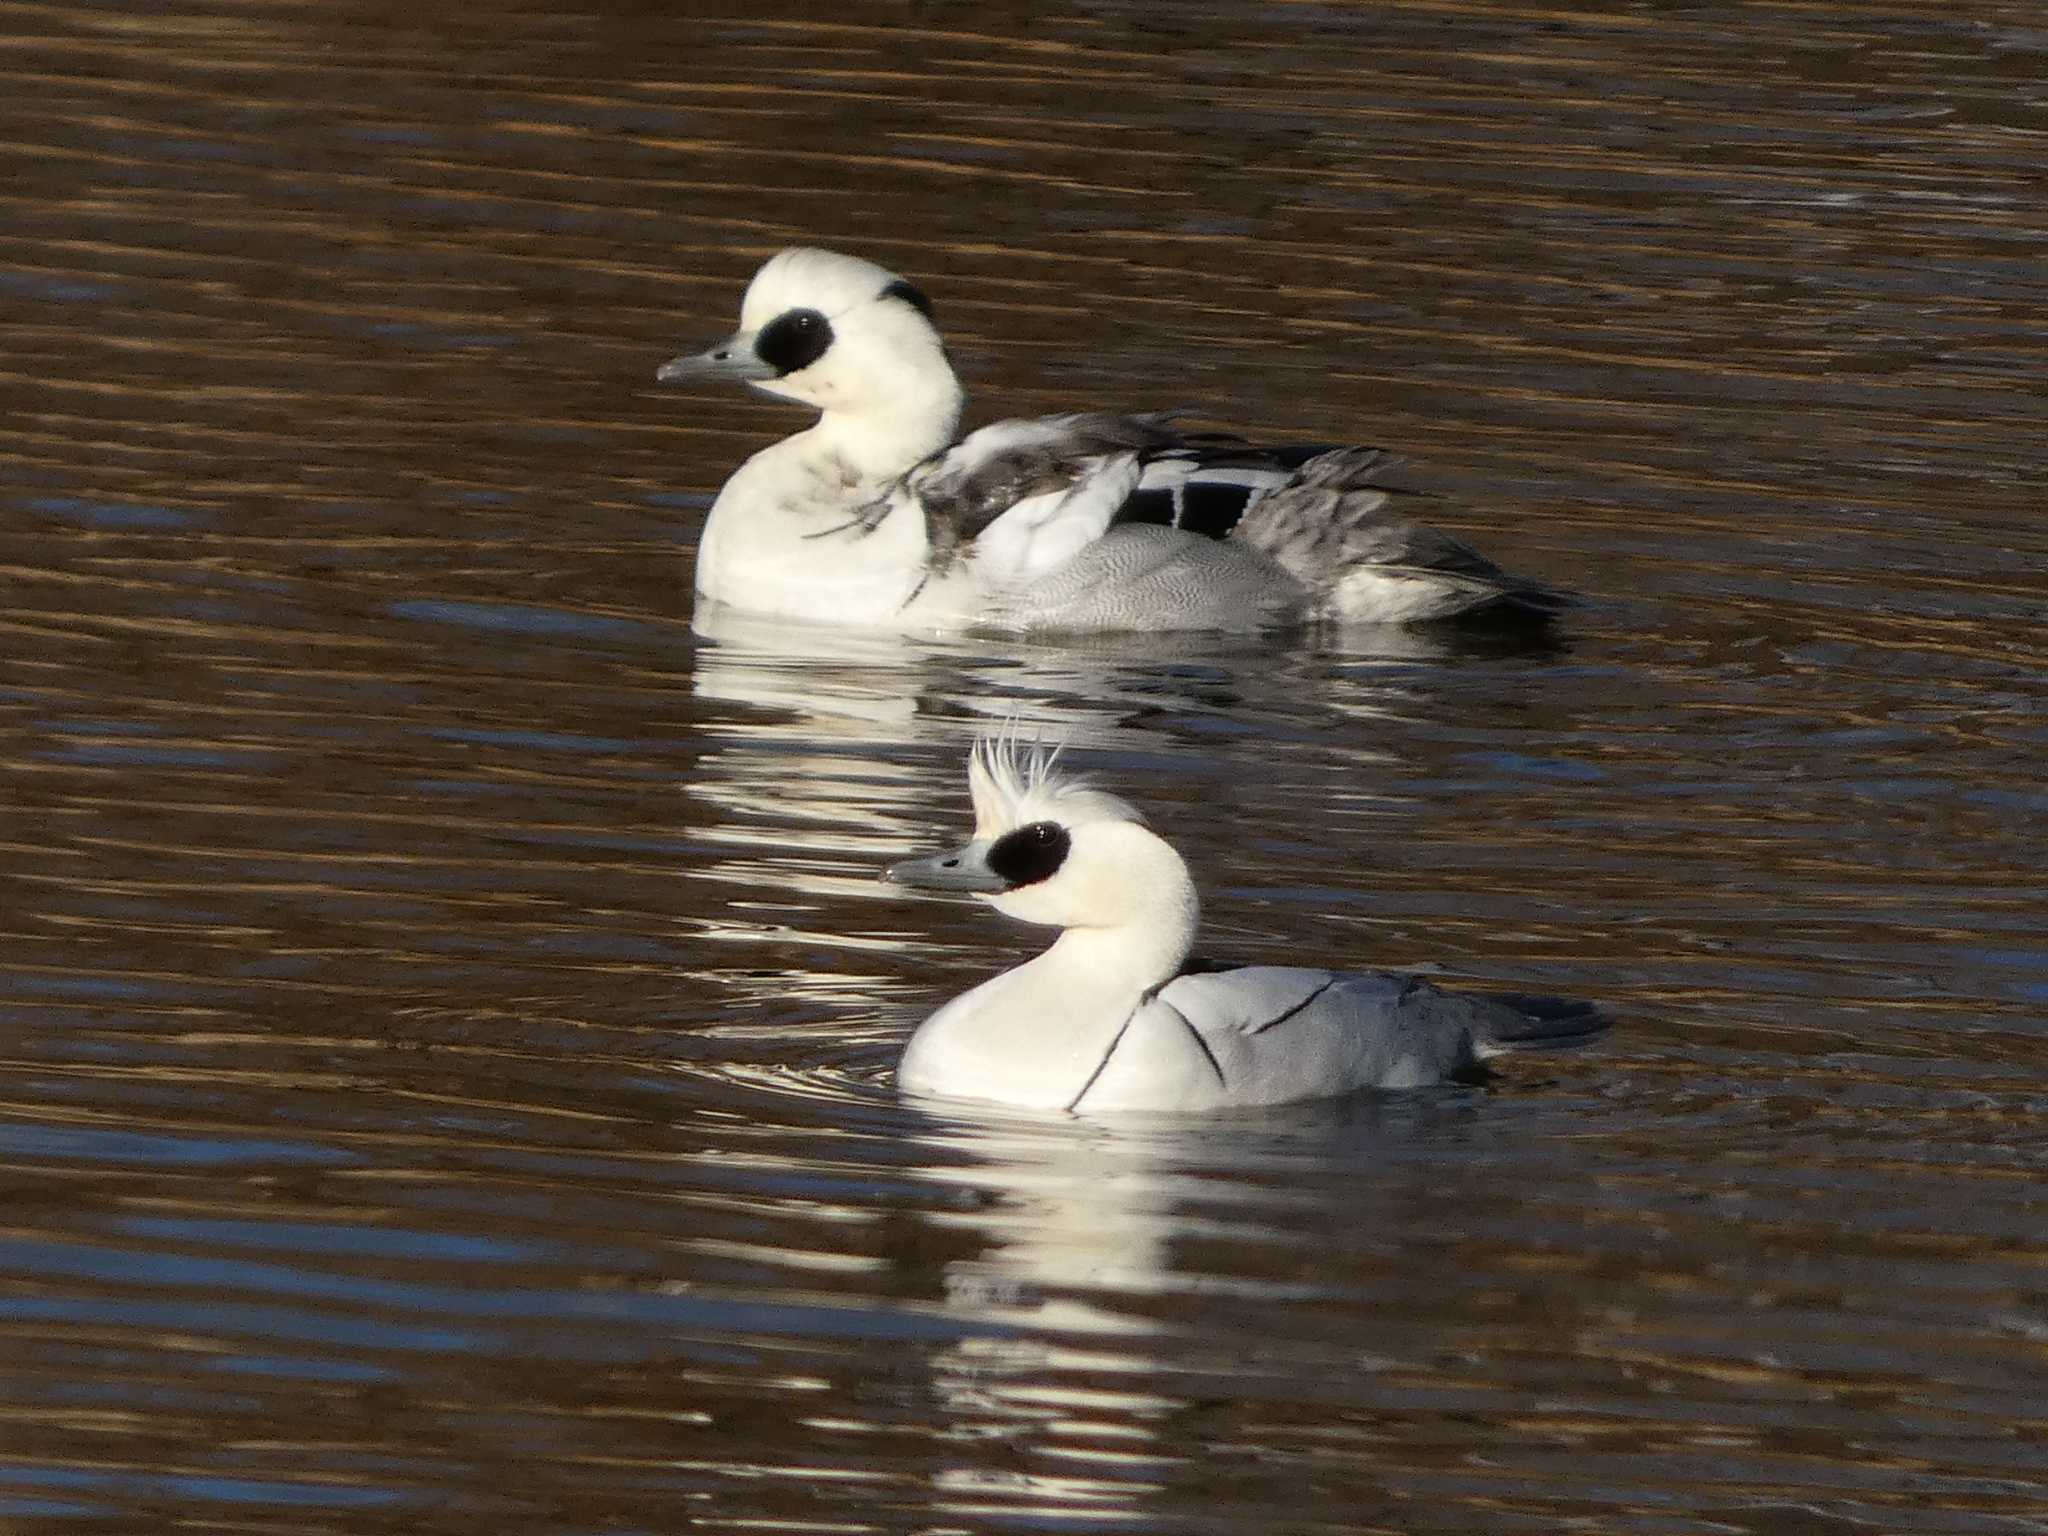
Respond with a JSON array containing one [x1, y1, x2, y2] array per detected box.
[[884, 736, 1604, 1113]]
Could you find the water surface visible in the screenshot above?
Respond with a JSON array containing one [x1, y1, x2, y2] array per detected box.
[[2, 1, 2045, 1531]]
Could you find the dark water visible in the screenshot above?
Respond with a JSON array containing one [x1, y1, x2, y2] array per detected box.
[[3, 1, 2045, 1530]]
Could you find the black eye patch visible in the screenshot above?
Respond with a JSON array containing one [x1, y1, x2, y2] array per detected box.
[[985, 821, 1070, 888], [754, 307, 834, 376]]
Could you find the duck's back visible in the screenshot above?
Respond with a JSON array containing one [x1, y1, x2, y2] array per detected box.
[[917, 413, 1564, 632], [1075, 966, 1525, 1112]]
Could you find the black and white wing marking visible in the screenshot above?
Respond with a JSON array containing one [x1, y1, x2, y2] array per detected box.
[[906, 409, 1407, 555], [1114, 435, 1378, 540], [907, 413, 1185, 546], [895, 406, 1565, 622], [902, 413, 1179, 584], [900, 410, 1530, 609]]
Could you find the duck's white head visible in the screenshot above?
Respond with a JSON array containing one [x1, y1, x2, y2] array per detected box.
[[657, 248, 963, 464], [886, 736, 1201, 964]]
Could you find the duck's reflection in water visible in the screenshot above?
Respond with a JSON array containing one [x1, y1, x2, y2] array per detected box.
[[681, 601, 1462, 870], [897, 1098, 1437, 1525], [908, 1114, 1195, 1522], [682, 605, 1289, 907]]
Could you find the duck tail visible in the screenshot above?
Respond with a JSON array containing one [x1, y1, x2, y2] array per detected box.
[[1469, 582, 1577, 622], [1474, 994, 1608, 1056]]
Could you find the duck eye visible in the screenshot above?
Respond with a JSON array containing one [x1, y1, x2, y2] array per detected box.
[[754, 307, 835, 376], [985, 820, 1071, 889]]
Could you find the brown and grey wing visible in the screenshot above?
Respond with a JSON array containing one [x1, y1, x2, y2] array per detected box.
[[911, 412, 1185, 542], [1235, 450, 1571, 619]]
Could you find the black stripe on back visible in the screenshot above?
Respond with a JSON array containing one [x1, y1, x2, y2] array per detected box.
[[1116, 486, 1179, 528], [1175, 482, 1257, 539]]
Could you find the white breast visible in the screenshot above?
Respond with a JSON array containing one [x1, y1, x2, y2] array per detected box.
[[695, 441, 967, 628]]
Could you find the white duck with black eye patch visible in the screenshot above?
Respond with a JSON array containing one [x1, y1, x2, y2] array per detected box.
[[658, 247, 1568, 635], [883, 735, 1605, 1114]]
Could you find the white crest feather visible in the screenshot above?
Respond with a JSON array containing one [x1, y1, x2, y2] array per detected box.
[[966, 727, 1143, 839]]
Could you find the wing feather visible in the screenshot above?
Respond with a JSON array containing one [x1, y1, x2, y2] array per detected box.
[[897, 411, 1563, 621]]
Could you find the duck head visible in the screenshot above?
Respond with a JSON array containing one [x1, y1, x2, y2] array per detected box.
[[887, 736, 1201, 976], [658, 248, 964, 461]]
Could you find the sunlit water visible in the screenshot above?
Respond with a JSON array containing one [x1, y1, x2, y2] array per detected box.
[[2, 0, 2044, 1531]]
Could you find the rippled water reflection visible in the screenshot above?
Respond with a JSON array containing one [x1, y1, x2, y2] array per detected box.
[[3, 0, 2045, 1530]]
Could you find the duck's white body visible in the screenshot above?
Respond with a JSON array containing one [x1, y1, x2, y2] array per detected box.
[[903, 962, 1513, 1114], [660, 248, 1565, 635], [885, 737, 1603, 1115], [699, 434, 956, 627]]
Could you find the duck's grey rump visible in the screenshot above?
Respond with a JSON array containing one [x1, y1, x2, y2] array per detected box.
[[1225, 448, 1566, 620]]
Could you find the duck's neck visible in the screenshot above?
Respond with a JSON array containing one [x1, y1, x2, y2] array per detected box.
[[1024, 830, 1202, 1001], [899, 873, 1202, 1112], [1036, 902, 1199, 1003], [808, 365, 964, 485]]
